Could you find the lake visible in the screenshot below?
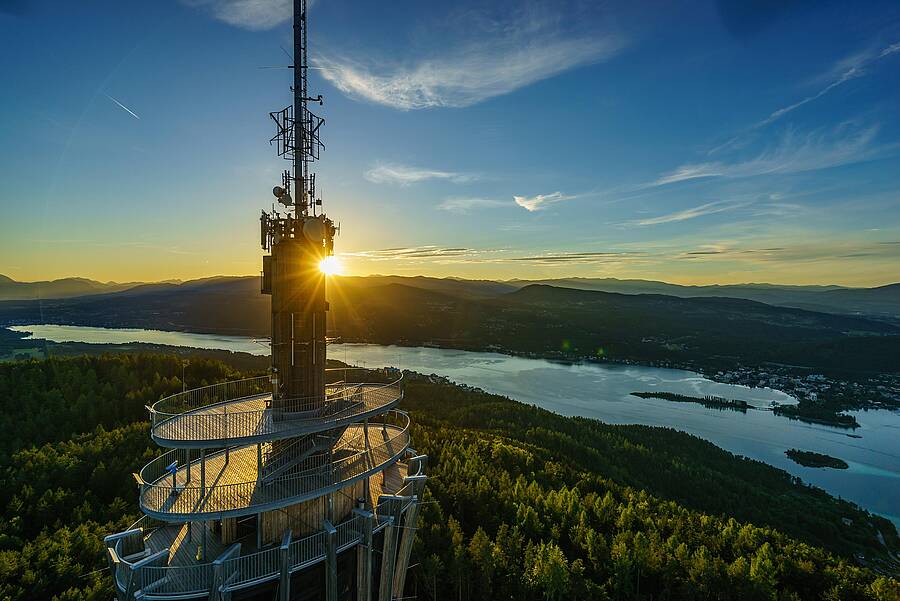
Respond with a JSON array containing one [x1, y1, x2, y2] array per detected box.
[[10, 323, 900, 526]]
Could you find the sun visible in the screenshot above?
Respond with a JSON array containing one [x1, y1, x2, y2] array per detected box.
[[318, 255, 343, 276]]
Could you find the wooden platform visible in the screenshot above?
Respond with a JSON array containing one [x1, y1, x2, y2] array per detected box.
[[141, 423, 409, 518], [144, 521, 228, 565]]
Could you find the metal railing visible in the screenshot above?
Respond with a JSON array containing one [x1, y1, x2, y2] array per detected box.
[[221, 543, 281, 590], [140, 412, 411, 518], [137, 562, 214, 597], [150, 370, 404, 444], [152, 376, 271, 422], [113, 491, 410, 598]]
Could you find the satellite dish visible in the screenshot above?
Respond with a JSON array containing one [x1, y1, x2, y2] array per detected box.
[[277, 193, 293, 207], [273, 186, 286, 198], [303, 216, 325, 242]]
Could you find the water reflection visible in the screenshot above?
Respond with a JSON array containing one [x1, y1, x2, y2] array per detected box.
[[9, 325, 898, 525]]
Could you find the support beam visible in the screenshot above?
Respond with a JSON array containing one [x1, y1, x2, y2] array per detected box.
[[257, 514, 263, 549], [393, 477, 426, 595], [279, 529, 292, 601], [257, 443, 263, 480], [200, 449, 207, 496], [377, 497, 403, 601], [354, 509, 374, 601], [324, 520, 338, 601]]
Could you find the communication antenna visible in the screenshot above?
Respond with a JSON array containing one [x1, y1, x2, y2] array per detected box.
[[269, 0, 324, 219]]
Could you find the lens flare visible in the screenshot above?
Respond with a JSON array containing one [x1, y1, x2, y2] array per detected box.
[[318, 256, 343, 276]]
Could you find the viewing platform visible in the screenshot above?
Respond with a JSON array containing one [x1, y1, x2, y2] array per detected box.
[[139, 411, 411, 520], [108, 457, 426, 600], [149, 371, 404, 447]]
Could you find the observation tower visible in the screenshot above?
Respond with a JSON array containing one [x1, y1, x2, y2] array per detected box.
[[105, 2, 427, 599]]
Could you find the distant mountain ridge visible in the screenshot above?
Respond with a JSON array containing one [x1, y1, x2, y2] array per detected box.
[[0, 275, 155, 301], [503, 277, 900, 319], [2, 273, 897, 320], [2, 276, 899, 373]]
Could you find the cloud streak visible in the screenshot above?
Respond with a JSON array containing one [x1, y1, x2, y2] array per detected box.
[[342, 246, 477, 261], [314, 9, 625, 110], [655, 123, 881, 186], [708, 40, 900, 155], [756, 40, 900, 129], [505, 251, 645, 265], [181, 0, 293, 30], [438, 197, 508, 214], [341, 237, 900, 276], [105, 94, 140, 120], [365, 163, 476, 186], [628, 200, 747, 227], [343, 246, 644, 267], [513, 192, 577, 212]]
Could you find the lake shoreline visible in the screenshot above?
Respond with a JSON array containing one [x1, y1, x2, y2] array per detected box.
[[4, 324, 899, 528]]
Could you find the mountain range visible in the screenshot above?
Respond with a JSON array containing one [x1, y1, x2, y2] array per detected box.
[[0, 274, 175, 301], [2, 274, 898, 373], [2, 273, 898, 320]]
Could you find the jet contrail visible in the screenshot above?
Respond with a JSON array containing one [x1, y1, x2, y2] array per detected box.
[[105, 94, 141, 120]]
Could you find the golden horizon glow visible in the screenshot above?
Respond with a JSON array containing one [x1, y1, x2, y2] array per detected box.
[[319, 255, 344, 276]]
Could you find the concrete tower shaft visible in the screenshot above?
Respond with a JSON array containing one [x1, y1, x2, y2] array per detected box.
[[267, 219, 330, 407]]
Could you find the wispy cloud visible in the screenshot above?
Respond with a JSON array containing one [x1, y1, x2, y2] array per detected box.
[[708, 40, 900, 155], [105, 94, 140, 120], [757, 40, 899, 129], [671, 239, 900, 265], [438, 197, 508, 214], [505, 251, 645, 265], [343, 245, 644, 267], [314, 7, 625, 110], [365, 163, 476, 186], [514, 191, 577, 212], [342, 236, 900, 276], [181, 0, 293, 30], [342, 246, 477, 261], [628, 200, 747, 227], [655, 123, 881, 186]]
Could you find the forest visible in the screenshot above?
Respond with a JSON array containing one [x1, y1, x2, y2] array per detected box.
[[0, 353, 897, 600]]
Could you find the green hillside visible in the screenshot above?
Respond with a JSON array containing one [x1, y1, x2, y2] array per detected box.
[[0, 354, 896, 600]]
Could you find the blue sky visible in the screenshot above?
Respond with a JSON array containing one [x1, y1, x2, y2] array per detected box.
[[1, 0, 899, 285]]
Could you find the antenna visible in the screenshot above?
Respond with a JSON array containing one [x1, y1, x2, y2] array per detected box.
[[269, 0, 324, 219]]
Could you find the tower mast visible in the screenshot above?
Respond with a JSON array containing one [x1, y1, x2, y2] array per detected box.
[[293, 0, 318, 216], [105, 4, 426, 599], [263, 0, 330, 406]]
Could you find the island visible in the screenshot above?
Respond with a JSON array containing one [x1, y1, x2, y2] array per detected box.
[[785, 449, 849, 469], [771, 403, 860, 429], [631, 391, 752, 412]]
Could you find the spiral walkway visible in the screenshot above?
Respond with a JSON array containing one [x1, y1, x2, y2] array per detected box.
[[139, 412, 411, 519], [107, 371, 425, 601], [149, 373, 404, 447]]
